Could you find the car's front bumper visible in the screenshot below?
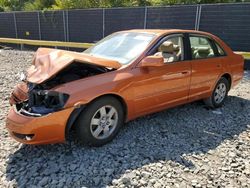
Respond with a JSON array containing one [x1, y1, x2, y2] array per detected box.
[[6, 106, 75, 145]]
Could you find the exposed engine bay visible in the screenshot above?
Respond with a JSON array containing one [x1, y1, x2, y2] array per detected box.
[[33, 62, 110, 90], [12, 62, 113, 116]]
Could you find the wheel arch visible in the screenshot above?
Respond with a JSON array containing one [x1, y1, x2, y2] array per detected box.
[[204, 72, 232, 108], [90, 93, 128, 119], [65, 93, 128, 139], [221, 73, 232, 89]]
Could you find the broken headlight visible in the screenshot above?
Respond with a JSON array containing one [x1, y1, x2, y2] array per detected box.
[[27, 90, 69, 115]]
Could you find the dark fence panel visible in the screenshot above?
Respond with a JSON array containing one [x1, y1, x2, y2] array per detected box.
[[104, 7, 145, 36], [15, 12, 39, 40], [39, 11, 65, 41], [0, 3, 250, 52], [199, 4, 250, 51], [0, 13, 16, 38], [147, 5, 197, 29], [68, 9, 103, 43]]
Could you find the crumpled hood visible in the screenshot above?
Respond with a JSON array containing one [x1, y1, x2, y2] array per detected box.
[[27, 48, 121, 84]]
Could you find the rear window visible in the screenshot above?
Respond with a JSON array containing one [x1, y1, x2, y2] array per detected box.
[[215, 42, 226, 56]]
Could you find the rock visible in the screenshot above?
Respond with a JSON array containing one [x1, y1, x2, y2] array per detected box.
[[70, 164, 78, 171], [243, 169, 250, 175], [191, 179, 198, 186], [112, 179, 119, 186], [93, 177, 100, 186], [141, 171, 151, 178], [222, 167, 230, 172], [39, 177, 49, 187], [231, 163, 239, 168], [105, 168, 114, 175], [154, 182, 162, 188], [51, 179, 58, 185], [121, 177, 130, 184], [139, 179, 147, 186]]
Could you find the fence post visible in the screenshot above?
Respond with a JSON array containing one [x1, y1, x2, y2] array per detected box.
[[195, 5, 198, 30], [102, 8, 105, 38], [197, 5, 202, 31], [37, 11, 41, 40], [13, 12, 21, 49], [13, 12, 18, 39], [66, 10, 69, 43], [144, 6, 147, 29], [63, 11, 67, 43]]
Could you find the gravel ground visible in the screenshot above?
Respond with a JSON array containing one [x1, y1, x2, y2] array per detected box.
[[0, 49, 249, 188]]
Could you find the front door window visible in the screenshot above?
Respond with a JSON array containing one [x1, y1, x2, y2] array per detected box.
[[154, 36, 184, 63]]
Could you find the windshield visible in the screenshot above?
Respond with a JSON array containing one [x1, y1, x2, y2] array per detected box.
[[84, 32, 156, 65]]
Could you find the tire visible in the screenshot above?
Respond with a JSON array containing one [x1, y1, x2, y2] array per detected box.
[[75, 96, 124, 146], [204, 77, 230, 108]]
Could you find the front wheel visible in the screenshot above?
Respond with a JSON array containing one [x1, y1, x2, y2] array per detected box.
[[76, 96, 124, 146], [204, 77, 229, 108]]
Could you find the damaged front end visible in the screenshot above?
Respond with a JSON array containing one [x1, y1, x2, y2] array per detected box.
[[6, 48, 121, 144], [10, 79, 70, 117], [11, 62, 107, 116], [9, 48, 121, 117]]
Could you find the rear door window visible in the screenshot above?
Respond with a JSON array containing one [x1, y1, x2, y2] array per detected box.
[[189, 36, 216, 59]]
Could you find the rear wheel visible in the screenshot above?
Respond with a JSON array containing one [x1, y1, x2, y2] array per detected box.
[[76, 96, 124, 146], [204, 77, 229, 108]]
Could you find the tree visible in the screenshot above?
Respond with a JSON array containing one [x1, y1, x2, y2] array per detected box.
[[24, 0, 55, 11], [0, 5, 4, 11], [0, 0, 249, 11], [0, 0, 27, 11]]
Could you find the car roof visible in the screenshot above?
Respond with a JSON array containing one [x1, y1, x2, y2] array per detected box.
[[121, 29, 214, 37]]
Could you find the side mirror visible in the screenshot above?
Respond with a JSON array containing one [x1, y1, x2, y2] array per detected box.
[[140, 56, 164, 67]]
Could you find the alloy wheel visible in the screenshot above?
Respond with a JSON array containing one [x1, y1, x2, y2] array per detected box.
[[214, 82, 227, 104], [90, 105, 118, 140]]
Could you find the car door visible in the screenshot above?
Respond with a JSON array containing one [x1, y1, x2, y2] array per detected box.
[[188, 34, 223, 101], [131, 34, 192, 116]]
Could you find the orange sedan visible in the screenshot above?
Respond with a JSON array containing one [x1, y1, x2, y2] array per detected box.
[[6, 29, 244, 146]]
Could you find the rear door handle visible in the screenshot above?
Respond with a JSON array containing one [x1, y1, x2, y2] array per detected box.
[[181, 71, 189, 74]]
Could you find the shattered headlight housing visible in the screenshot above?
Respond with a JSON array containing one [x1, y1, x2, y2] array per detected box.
[[28, 90, 69, 115], [16, 89, 70, 116], [15, 73, 70, 116]]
